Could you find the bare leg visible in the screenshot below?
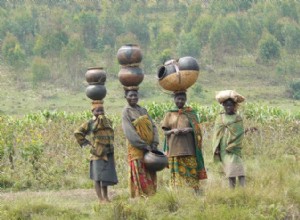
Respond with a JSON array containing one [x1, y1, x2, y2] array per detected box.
[[95, 181, 104, 202], [229, 177, 236, 189], [102, 185, 110, 202], [238, 176, 246, 187]]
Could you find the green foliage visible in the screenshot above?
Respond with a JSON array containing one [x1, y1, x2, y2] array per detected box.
[[1, 33, 26, 69], [177, 31, 201, 57], [0, 105, 300, 219], [209, 15, 241, 57], [75, 11, 99, 49], [258, 32, 281, 62], [288, 79, 300, 100], [31, 57, 51, 86]]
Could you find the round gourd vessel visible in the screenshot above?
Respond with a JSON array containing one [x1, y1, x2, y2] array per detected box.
[[144, 150, 168, 172], [118, 66, 144, 86], [117, 44, 143, 66], [85, 67, 106, 85], [86, 84, 107, 100], [157, 56, 200, 91]]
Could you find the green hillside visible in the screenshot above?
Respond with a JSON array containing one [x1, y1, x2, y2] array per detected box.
[[1, 0, 300, 115]]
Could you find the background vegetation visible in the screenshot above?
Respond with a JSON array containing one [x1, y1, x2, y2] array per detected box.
[[0, 104, 299, 219], [0, 0, 300, 219], [0, 0, 300, 116]]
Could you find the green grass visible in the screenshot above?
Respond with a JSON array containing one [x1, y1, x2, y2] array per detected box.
[[0, 109, 299, 219]]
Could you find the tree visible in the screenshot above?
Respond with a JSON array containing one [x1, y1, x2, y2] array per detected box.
[[258, 32, 281, 62], [177, 31, 201, 58], [31, 57, 51, 87], [75, 11, 99, 49], [1, 33, 26, 69], [209, 15, 241, 58]]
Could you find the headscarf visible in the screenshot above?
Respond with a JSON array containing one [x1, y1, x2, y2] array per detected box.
[[91, 100, 104, 111]]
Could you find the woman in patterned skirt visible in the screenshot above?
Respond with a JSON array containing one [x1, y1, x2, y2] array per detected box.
[[162, 91, 207, 193], [122, 88, 159, 198]]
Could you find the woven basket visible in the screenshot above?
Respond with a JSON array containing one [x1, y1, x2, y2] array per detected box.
[[158, 70, 199, 91]]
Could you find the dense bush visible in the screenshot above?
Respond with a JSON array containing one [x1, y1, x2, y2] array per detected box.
[[288, 79, 300, 100]]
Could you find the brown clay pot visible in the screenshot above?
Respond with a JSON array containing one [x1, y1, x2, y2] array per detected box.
[[85, 67, 107, 85], [117, 44, 143, 66], [85, 84, 107, 100], [118, 66, 144, 86], [144, 150, 168, 172], [157, 56, 200, 91]]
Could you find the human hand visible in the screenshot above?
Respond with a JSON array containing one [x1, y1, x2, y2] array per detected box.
[[172, 129, 180, 135], [181, 128, 193, 134]]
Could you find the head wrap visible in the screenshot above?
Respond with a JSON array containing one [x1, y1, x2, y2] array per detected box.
[[123, 86, 139, 91], [215, 90, 245, 104], [91, 100, 104, 111]]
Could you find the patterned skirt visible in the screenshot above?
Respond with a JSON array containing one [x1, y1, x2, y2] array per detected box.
[[129, 159, 157, 198], [169, 155, 200, 189]]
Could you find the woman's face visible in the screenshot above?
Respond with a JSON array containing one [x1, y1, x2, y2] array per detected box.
[[125, 90, 139, 107], [222, 99, 236, 115], [174, 94, 186, 109]]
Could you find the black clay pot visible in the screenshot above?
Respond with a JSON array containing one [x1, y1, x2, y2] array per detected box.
[[118, 66, 144, 86], [157, 64, 177, 80], [178, 56, 200, 71], [117, 44, 143, 66], [85, 84, 107, 100], [144, 150, 168, 172], [85, 67, 107, 85]]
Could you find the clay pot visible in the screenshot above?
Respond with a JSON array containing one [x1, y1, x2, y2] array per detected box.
[[85, 84, 107, 100], [157, 62, 177, 80], [85, 67, 106, 85], [178, 56, 199, 71], [144, 150, 168, 172], [118, 66, 144, 86], [117, 44, 143, 66], [157, 56, 200, 91]]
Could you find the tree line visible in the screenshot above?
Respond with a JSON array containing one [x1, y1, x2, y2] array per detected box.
[[1, 0, 300, 97]]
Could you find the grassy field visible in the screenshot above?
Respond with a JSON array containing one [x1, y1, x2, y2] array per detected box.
[[0, 105, 299, 219], [1, 53, 300, 116], [1, 53, 300, 219]]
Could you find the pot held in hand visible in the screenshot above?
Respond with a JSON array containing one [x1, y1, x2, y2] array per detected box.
[[144, 150, 168, 172], [157, 56, 200, 91]]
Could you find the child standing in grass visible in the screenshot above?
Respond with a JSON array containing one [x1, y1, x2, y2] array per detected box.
[[212, 90, 246, 188], [74, 100, 118, 203]]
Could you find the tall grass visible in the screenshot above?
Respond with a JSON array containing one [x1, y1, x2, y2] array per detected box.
[[0, 103, 299, 219]]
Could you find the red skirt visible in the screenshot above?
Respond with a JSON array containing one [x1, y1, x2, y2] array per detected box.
[[129, 159, 157, 198]]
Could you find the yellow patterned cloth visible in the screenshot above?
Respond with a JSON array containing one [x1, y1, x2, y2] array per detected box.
[[169, 155, 200, 189], [127, 115, 154, 161]]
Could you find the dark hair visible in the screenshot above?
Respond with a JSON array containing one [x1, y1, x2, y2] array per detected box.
[[173, 91, 187, 98], [124, 89, 138, 97]]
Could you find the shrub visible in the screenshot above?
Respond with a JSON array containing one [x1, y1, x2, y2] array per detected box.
[[258, 32, 281, 62], [31, 57, 51, 87], [288, 79, 300, 100]]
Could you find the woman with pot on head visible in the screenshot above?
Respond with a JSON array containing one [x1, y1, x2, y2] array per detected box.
[[74, 101, 118, 203], [162, 91, 207, 193], [212, 90, 246, 188], [122, 87, 159, 198]]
